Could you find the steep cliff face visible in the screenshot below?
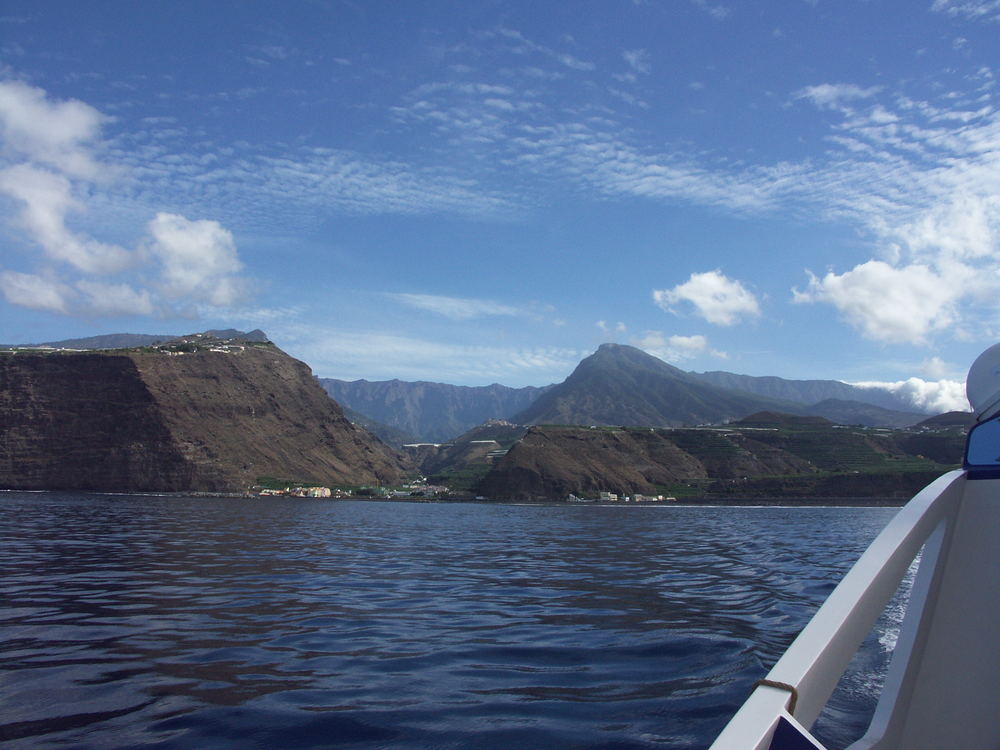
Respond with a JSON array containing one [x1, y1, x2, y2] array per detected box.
[[0, 346, 408, 493], [0, 353, 194, 491]]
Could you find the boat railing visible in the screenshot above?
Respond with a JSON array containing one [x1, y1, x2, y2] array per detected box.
[[708, 468, 967, 750]]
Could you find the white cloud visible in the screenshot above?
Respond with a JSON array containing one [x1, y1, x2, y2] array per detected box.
[[894, 194, 1000, 262], [76, 280, 154, 316], [691, 0, 730, 19], [0, 164, 132, 273], [0, 80, 251, 319], [795, 190, 1000, 346], [389, 293, 525, 320], [793, 261, 965, 345], [623, 49, 650, 75], [654, 270, 761, 326], [632, 331, 726, 362], [931, 0, 1000, 22], [920, 356, 951, 379], [0, 270, 74, 313], [146, 213, 247, 307], [0, 79, 107, 178], [853, 378, 970, 413], [794, 83, 882, 110], [273, 323, 582, 386], [596, 320, 627, 335]]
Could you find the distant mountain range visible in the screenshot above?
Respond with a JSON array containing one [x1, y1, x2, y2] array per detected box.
[[319, 378, 552, 443], [16, 334, 946, 441], [695, 369, 916, 412], [328, 344, 931, 441], [512, 343, 801, 427], [513, 344, 925, 429]]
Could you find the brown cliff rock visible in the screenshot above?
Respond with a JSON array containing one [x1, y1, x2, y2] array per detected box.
[[0, 344, 408, 493], [475, 426, 708, 500]]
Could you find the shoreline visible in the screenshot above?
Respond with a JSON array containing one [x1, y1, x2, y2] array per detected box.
[[2, 488, 908, 507]]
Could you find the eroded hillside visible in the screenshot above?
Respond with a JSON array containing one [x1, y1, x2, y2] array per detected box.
[[475, 419, 964, 501]]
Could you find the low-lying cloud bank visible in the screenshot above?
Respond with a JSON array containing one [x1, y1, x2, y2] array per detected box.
[[853, 378, 969, 414]]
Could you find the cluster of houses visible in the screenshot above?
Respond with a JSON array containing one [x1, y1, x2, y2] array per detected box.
[[391, 483, 449, 498], [256, 482, 452, 500], [258, 486, 340, 498], [568, 491, 677, 503]]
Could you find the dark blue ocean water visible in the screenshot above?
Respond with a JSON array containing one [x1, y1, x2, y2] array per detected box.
[[0, 493, 905, 749]]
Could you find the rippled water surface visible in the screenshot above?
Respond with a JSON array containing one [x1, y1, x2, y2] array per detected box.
[[0, 493, 904, 749]]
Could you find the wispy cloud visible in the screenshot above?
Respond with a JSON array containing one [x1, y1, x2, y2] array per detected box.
[[492, 27, 595, 71], [787, 84, 1000, 346], [623, 49, 651, 75], [389, 293, 527, 320], [632, 331, 728, 362], [793, 82, 882, 110], [273, 323, 582, 386], [691, 0, 730, 20], [931, 0, 1000, 22]]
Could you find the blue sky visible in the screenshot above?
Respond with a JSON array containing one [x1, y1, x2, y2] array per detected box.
[[2, 1, 999, 411]]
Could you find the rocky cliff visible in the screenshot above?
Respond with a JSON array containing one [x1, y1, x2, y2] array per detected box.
[[0, 341, 408, 493], [475, 421, 965, 501]]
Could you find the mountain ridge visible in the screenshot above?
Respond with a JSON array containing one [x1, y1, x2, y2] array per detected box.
[[14, 334, 954, 441], [320, 377, 552, 442], [513, 343, 812, 428]]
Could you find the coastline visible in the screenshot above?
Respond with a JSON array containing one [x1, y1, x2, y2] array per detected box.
[[2, 488, 908, 507]]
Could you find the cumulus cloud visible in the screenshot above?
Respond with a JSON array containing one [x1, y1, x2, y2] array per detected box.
[[852, 378, 970, 413], [0, 79, 107, 178], [0, 79, 251, 318], [76, 280, 154, 316], [795, 192, 1000, 345], [793, 261, 965, 344], [653, 270, 761, 326], [0, 270, 74, 313], [146, 213, 247, 307], [0, 164, 132, 273], [389, 293, 524, 320]]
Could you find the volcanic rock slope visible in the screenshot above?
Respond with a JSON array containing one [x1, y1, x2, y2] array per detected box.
[[0, 341, 408, 493], [513, 343, 806, 427], [476, 417, 964, 501]]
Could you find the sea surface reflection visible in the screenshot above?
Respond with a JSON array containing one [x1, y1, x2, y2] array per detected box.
[[0, 493, 904, 749]]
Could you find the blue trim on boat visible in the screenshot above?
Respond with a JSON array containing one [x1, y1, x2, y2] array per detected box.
[[767, 717, 823, 750], [966, 467, 1000, 480]]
